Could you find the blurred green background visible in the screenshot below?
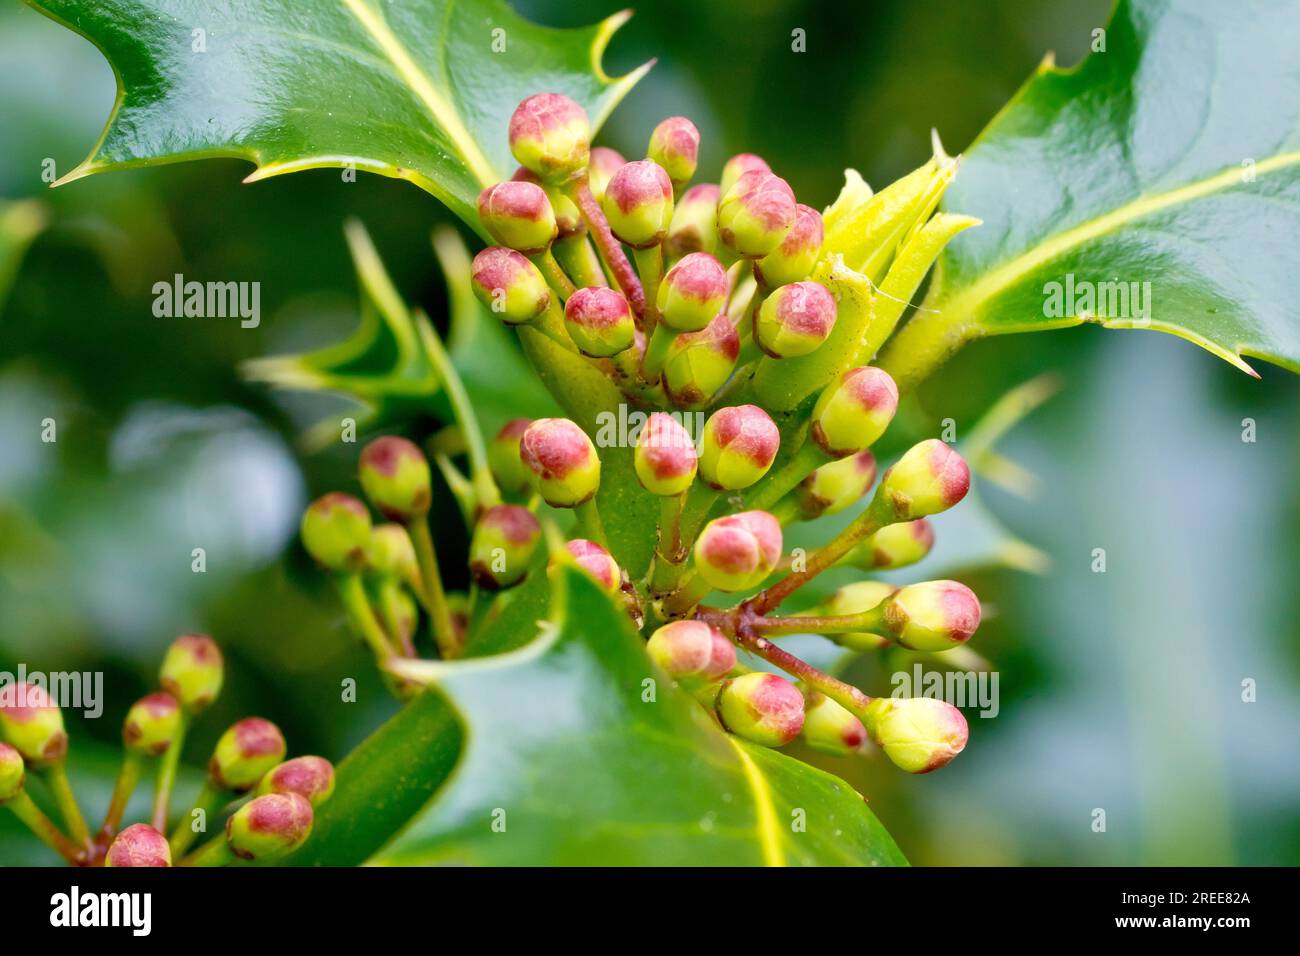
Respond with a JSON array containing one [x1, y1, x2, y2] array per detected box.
[[1, 0, 1296, 865]]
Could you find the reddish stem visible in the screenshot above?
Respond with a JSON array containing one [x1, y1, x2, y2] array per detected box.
[[569, 178, 646, 320]]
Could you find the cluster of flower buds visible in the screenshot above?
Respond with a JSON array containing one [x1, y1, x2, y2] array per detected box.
[[1, 634, 330, 866]]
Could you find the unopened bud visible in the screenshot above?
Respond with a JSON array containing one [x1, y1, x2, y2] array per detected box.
[[587, 146, 626, 204], [667, 184, 720, 258], [699, 404, 780, 490], [601, 159, 674, 248], [718, 673, 804, 747], [823, 581, 896, 651], [560, 539, 622, 594], [719, 153, 771, 198], [662, 315, 740, 408], [718, 170, 796, 258], [471, 247, 551, 324], [209, 717, 287, 792], [367, 523, 418, 582], [159, 634, 224, 712], [878, 580, 981, 651], [694, 510, 782, 592], [865, 696, 968, 773], [800, 691, 867, 756], [519, 418, 601, 507], [123, 692, 181, 757], [811, 366, 899, 457], [633, 412, 698, 496], [359, 436, 432, 521], [756, 203, 824, 287], [0, 742, 25, 801], [470, 504, 542, 590], [488, 418, 534, 496], [105, 824, 171, 867], [845, 519, 934, 570], [301, 493, 372, 573], [755, 280, 837, 358], [657, 251, 728, 332], [564, 286, 635, 357], [508, 93, 591, 183], [876, 439, 970, 520], [797, 451, 876, 520], [511, 166, 583, 236], [257, 756, 336, 807], [647, 116, 700, 186], [477, 180, 557, 254], [226, 792, 314, 861], [0, 682, 67, 767]]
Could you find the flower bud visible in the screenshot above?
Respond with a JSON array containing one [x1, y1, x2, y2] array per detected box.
[[698, 404, 780, 490], [647, 116, 700, 187], [359, 436, 432, 521], [865, 697, 968, 773], [0, 682, 67, 766], [587, 146, 626, 204], [662, 315, 740, 408], [0, 742, 25, 802], [508, 93, 591, 183], [470, 246, 551, 324], [756, 203, 824, 287], [519, 418, 601, 507], [477, 180, 557, 254], [367, 523, 418, 582], [105, 824, 171, 867], [800, 692, 867, 756], [633, 412, 698, 496], [657, 252, 728, 332], [878, 580, 981, 651], [877, 439, 971, 520], [797, 451, 876, 520], [122, 692, 181, 757], [810, 366, 899, 457], [718, 170, 796, 258], [718, 673, 804, 747], [694, 510, 782, 592], [755, 280, 837, 358], [845, 519, 934, 570], [300, 493, 372, 573], [560, 538, 622, 594], [257, 756, 336, 807], [511, 166, 583, 236], [667, 184, 720, 258], [488, 418, 534, 496], [601, 159, 674, 248], [719, 153, 771, 198], [646, 620, 708, 679], [209, 717, 287, 792], [226, 792, 314, 861], [823, 581, 896, 651], [470, 504, 542, 590], [564, 286, 635, 357], [159, 634, 224, 712]]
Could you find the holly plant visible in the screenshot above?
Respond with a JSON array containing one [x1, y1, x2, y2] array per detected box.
[[6, 0, 1297, 866]]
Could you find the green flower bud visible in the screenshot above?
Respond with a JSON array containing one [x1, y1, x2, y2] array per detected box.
[[719, 153, 771, 199], [469, 504, 542, 589], [823, 581, 896, 651], [477, 180, 558, 254], [810, 366, 899, 457], [0, 682, 67, 767], [257, 756, 336, 807], [865, 696, 968, 773], [367, 523, 418, 582], [667, 184, 720, 258], [800, 691, 867, 756], [159, 633, 224, 713], [508, 93, 591, 184], [601, 159, 674, 248], [878, 580, 981, 651], [564, 286, 636, 357], [797, 451, 876, 520], [105, 824, 171, 867], [209, 717, 287, 792], [718, 673, 805, 747], [511, 166, 583, 237], [0, 742, 25, 802], [122, 692, 181, 757], [662, 315, 740, 409], [645, 620, 734, 685], [877, 439, 971, 520], [359, 436, 432, 521], [756, 203, 824, 287], [300, 493, 372, 573], [699, 404, 780, 490], [519, 418, 601, 507], [755, 280, 838, 358], [557, 538, 622, 594], [694, 510, 782, 592], [471, 246, 551, 324], [226, 792, 314, 862], [647, 116, 700, 187], [633, 412, 698, 497], [587, 146, 626, 204], [718, 170, 796, 259], [488, 418, 534, 497], [657, 252, 728, 332], [845, 518, 934, 570]]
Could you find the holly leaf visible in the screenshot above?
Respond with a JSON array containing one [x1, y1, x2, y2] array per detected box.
[[26, 0, 650, 230], [292, 567, 906, 866], [912, 0, 1300, 376]]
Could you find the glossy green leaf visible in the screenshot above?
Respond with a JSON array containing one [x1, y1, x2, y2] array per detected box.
[[26, 0, 650, 230], [885, 0, 1300, 380], [292, 567, 906, 866]]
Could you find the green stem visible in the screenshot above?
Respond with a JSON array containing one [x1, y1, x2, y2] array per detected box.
[[335, 572, 397, 662], [567, 178, 646, 319], [746, 440, 827, 512], [553, 233, 607, 288], [100, 750, 142, 839], [640, 323, 676, 383], [169, 780, 225, 857], [574, 497, 608, 547], [660, 571, 712, 617], [182, 834, 235, 867], [632, 244, 665, 336], [532, 249, 577, 301], [376, 577, 417, 656], [650, 493, 688, 594], [151, 711, 189, 831], [675, 481, 722, 553], [406, 520, 460, 658], [4, 792, 85, 864], [42, 761, 90, 850], [751, 607, 887, 637]]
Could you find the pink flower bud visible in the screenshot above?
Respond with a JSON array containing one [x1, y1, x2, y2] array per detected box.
[[662, 314, 740, 409], [159, 633, 224, 712], [0, 682, 67, 766], [694, 510, 783, 592], [811, 366, 899, 457], [646, 620, 713, 679], [718, 170, 796, 258], [798, 451, 877, 519], [756, 203, 824, 287], [866, 697, 969, 773], [511, 166, 583, 236], [647, 116, 700, 186], [800, 692, 867, 756], [633, 412, 698, 497], [470, 504, 543, 590], [209, 717, 287, 792], [881, 580, 981, 651], [877, 439, 971, 519], [226, 792, 314, 861], [477, 180, 558, 254], [587, 146, 627, 204], [667, 183, 720, 258], [564, 286, 636, 357], [508, 93, 591, 183], [258, 755, 336, 807], [656, 252, 729, 332], [471, 247, 551, 325], [718, 672, 805, 747], [755, 280, 838, 358], [105, 824, 171, 867], [698, 404, 780, 490], [519, 418, 601, 507], [122, 692, 182, 756], [488, 418, 535, 496], [562, 538, 622, 593], [601, 159, 674, 248], [719, 153, 771, 198], [359, 436, 432, 521]]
